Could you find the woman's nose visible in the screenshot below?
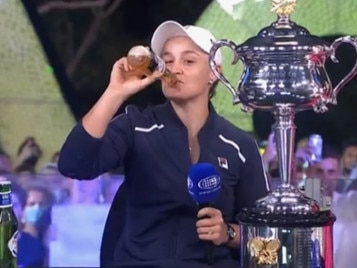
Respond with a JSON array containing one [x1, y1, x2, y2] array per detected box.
[[169, 62, 183, 74]]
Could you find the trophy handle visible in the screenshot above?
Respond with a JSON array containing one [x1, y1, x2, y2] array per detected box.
[[329, 36, 357, 105], [209, 39, 241, 104]]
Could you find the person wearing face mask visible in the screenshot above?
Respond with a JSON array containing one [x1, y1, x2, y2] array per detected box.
[[58, 20, 269, 268], [17, 185, 54, 268]]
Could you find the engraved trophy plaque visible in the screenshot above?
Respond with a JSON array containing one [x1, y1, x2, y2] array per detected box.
[[209, 0, 357, 267]]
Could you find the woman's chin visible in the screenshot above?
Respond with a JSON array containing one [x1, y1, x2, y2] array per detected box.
[[162, 87, 183, 99]]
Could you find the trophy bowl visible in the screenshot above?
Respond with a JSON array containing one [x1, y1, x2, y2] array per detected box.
[[209, 1, 357, 113]]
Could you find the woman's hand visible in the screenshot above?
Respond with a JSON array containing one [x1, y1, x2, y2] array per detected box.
[[106, 57, 162, 98], [196, 207, 229, 246], [81, 57, 162, 138]]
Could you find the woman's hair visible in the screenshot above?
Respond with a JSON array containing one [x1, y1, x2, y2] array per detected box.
[[209, 80, 219, 99], [26, 184, 55, 208]]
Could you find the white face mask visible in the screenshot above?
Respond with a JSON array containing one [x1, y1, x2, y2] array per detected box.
[[23, 204, 43, 224]]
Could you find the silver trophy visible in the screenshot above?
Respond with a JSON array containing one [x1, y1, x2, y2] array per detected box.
[[209, 0, 357, 267]]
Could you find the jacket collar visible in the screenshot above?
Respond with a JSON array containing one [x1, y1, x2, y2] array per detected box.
[[156, 100, 218, 136]]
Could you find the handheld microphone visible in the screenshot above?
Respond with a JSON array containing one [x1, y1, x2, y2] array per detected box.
[[187, 162, 221, 209], [187, 163, 221, 265]]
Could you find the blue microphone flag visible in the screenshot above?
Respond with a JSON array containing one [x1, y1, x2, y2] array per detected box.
[[187, 163, 221, 204]]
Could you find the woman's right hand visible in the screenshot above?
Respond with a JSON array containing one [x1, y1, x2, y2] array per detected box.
[[81, 57, 162, 138], [106, 57, 162, 98]]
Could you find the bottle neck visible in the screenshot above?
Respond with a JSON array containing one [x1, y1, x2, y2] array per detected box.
[[152, 54, 177, 84]]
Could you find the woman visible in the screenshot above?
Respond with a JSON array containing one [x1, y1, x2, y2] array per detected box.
[[58, 20, 269, 268], [17, 185, 54, 268]]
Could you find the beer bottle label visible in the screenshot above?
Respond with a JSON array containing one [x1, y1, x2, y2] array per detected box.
[[7, 230, 18, 258], [0, 192, 12, 208]]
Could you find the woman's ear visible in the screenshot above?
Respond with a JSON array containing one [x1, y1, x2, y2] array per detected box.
[[209, 65, 222, 83]]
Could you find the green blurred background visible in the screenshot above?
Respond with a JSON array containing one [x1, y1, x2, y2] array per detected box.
[[0, 1, 74, 167], [1, 0, 357, 169]]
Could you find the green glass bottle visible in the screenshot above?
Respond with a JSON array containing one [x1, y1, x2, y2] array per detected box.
[[0, 181, 18, 268]]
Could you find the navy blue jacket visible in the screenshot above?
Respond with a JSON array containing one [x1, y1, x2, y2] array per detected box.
[[18, 232, 46, 268], [58, 101, 269, 268]]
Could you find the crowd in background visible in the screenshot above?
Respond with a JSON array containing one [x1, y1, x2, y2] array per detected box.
[[0, 137, 123, 267], [261, 133, 357, 194], [1, 133, 357, 267]]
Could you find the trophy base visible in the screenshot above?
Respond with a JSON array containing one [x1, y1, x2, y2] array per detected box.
[[237, 184, 335, 268]]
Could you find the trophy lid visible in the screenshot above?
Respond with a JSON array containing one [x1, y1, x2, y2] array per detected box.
[[237, 0, 330, 50], [237, 184, 336, 228]]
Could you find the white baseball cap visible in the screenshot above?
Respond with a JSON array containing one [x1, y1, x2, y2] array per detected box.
[[151, 20, 222, 65]]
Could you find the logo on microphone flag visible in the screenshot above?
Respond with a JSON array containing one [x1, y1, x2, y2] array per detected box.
[[218, 157, 228, 170]]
